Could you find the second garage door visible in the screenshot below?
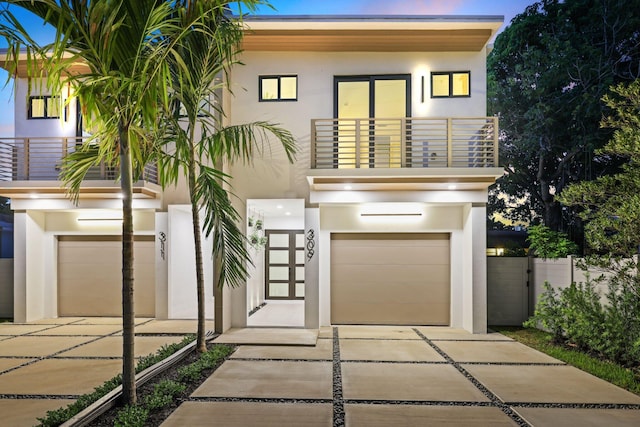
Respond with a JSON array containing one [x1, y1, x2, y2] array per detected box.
[[331, 233, 450, 325], [58, 236, 156, 317]]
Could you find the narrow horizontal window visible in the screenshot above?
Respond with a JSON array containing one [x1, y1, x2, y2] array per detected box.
[[28, 95, 61, 119], [430, 71, 470, 98], [259, 75, 298, 102]]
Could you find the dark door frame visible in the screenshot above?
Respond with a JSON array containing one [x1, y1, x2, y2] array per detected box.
[[265, 229, 305, 300]]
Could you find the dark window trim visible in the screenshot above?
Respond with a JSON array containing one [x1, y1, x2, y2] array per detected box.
[[28, 95, 62, 119], [259, 75, 298, 102], [333, 74, 412, 118], [430, 71, 471, 98]]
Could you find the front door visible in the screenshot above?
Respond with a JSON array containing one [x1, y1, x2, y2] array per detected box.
[[334, 74, 411, 168], [265, 230, 305, 300]]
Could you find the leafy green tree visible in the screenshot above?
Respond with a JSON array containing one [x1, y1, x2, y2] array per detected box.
[[157, 0, 295, 352], [559, 79, 640, 257], [0, 0, 217, 404], [488, 0, 640, 232], [527, 224, 578, 259]]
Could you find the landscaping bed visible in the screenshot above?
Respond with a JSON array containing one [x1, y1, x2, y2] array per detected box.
[[86, 343, 235, 427], [494, 326, 640, 395], [35, 336, 235, 427]]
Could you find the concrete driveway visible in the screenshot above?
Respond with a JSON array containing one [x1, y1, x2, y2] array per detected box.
[[0, 317, 210, 426], [163, 326, 640, 427]]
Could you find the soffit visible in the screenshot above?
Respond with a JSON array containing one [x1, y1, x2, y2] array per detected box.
[[241, 29, 494, 52], [240, 16, 503, 52]]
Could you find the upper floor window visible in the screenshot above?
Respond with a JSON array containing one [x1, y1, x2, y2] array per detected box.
[[431, 71, 470, 98], [259, 75, 297, 102], [28, 95, 61, 119]]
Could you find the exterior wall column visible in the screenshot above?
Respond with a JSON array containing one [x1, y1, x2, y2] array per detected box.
[[304, 208, 320, 329], [462, 203, 488, 333], [13, 211, 46, 322], [155, 212, 169, 319]]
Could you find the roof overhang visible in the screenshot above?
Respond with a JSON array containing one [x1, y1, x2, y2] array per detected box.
[[0, 180, 161, 200], [0, 49, 90, 78], [240, 15, 504, 52], [307, 167, 505, 192]]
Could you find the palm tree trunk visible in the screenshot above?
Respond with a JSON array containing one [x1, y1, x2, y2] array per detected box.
[[120, 126, 136, 404], [188, 141, 207, 353]]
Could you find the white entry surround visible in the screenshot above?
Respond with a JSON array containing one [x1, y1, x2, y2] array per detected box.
[[155, 205, 215, 320]]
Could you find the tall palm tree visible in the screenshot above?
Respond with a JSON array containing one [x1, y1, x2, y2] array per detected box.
[[158, 1, 296, 352], [0, 0, 215, 404]]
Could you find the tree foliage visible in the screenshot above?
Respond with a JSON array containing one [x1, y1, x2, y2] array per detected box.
[[527, 224, 579, 259], [0, 0, 229, 404], [559, 79, 640, 256], [488, 0, 640, 232]]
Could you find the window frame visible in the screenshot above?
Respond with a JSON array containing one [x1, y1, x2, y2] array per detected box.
[[430, 71, 471, 98], [28, 95, 62, 119], [259, 75, 298, 102]]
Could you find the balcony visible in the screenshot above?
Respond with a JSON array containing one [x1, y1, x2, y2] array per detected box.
[[0, 137, 160, 200], [307, 117, 502, 193], [311, 117, 498, 169]]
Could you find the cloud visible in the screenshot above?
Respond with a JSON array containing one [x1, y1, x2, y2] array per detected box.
[[353, 0, 466, 15]]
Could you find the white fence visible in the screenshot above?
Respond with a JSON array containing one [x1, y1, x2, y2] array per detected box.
[[487, 256, 628, 326]]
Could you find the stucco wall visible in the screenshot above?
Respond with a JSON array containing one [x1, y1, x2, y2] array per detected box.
[[227, 50, 488, 205]]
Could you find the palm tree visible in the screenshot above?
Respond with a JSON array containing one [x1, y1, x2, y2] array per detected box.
[[157, 1, 296, 352], [0, 0, 216, 404]]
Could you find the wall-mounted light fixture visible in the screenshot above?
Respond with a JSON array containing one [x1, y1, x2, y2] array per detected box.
[[421, 76, 425, 103]]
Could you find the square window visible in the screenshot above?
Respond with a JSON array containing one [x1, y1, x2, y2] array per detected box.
[[430, 72, 470, 98], [28, 95, 61, 119], [431, 74, 450, 97], [452, 72, 470, 96], [260, 77, 279, 100], [259, 75, 297, 102]]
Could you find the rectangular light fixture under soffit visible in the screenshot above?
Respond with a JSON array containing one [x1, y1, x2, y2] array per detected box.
[[360, 213, 423, 217], [77, 217, 123, 222]]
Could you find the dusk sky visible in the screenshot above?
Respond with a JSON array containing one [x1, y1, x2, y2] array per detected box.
[[0, 0, 536, 136]]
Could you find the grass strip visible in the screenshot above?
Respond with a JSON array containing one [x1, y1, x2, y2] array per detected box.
[[495, 326, 640, 395]]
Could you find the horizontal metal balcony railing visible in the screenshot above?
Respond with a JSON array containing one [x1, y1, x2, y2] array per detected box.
[[0, 137, 158, 184], [311, 117, 498, 169]]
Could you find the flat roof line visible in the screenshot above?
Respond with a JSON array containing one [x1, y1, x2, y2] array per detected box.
[[235, 14, 504, 23]]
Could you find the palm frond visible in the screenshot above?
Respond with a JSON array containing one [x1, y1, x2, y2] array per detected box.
[[196, 165, 252, 288]]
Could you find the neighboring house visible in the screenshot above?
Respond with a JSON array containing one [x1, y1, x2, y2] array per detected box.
[[0, 14, 503, 334]]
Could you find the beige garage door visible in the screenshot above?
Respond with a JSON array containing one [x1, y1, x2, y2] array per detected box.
[[331, 233, 450, 325], [58, 236, 155, 317]]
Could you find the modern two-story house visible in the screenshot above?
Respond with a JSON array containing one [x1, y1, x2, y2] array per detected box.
[[0, 14, 503, 334]]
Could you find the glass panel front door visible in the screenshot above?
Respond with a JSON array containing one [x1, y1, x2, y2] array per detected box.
[[265, 230, 305, 299]]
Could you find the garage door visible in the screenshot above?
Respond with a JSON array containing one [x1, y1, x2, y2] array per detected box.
[[58, 236, 155, 317], [331, 233, 450, 325]]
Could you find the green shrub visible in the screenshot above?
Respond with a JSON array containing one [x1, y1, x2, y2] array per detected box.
[[526, 268, 640, 367], [143, 380, 186, 411], [527, 225, 578, 259], [114, 405, 148, 427]]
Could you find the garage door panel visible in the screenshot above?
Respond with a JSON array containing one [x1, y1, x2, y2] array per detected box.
[[331, 233, 450, 325], [338, 302, 449, 325], [332, 265, 449, 285], [332, 246, 448, 266], [58, 238, 155, 317]]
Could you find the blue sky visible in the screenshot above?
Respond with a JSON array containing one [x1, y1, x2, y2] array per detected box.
[[0, 0, 535, 136]]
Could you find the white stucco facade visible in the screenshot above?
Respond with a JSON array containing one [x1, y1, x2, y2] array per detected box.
[[1, 15, 503, 334]]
